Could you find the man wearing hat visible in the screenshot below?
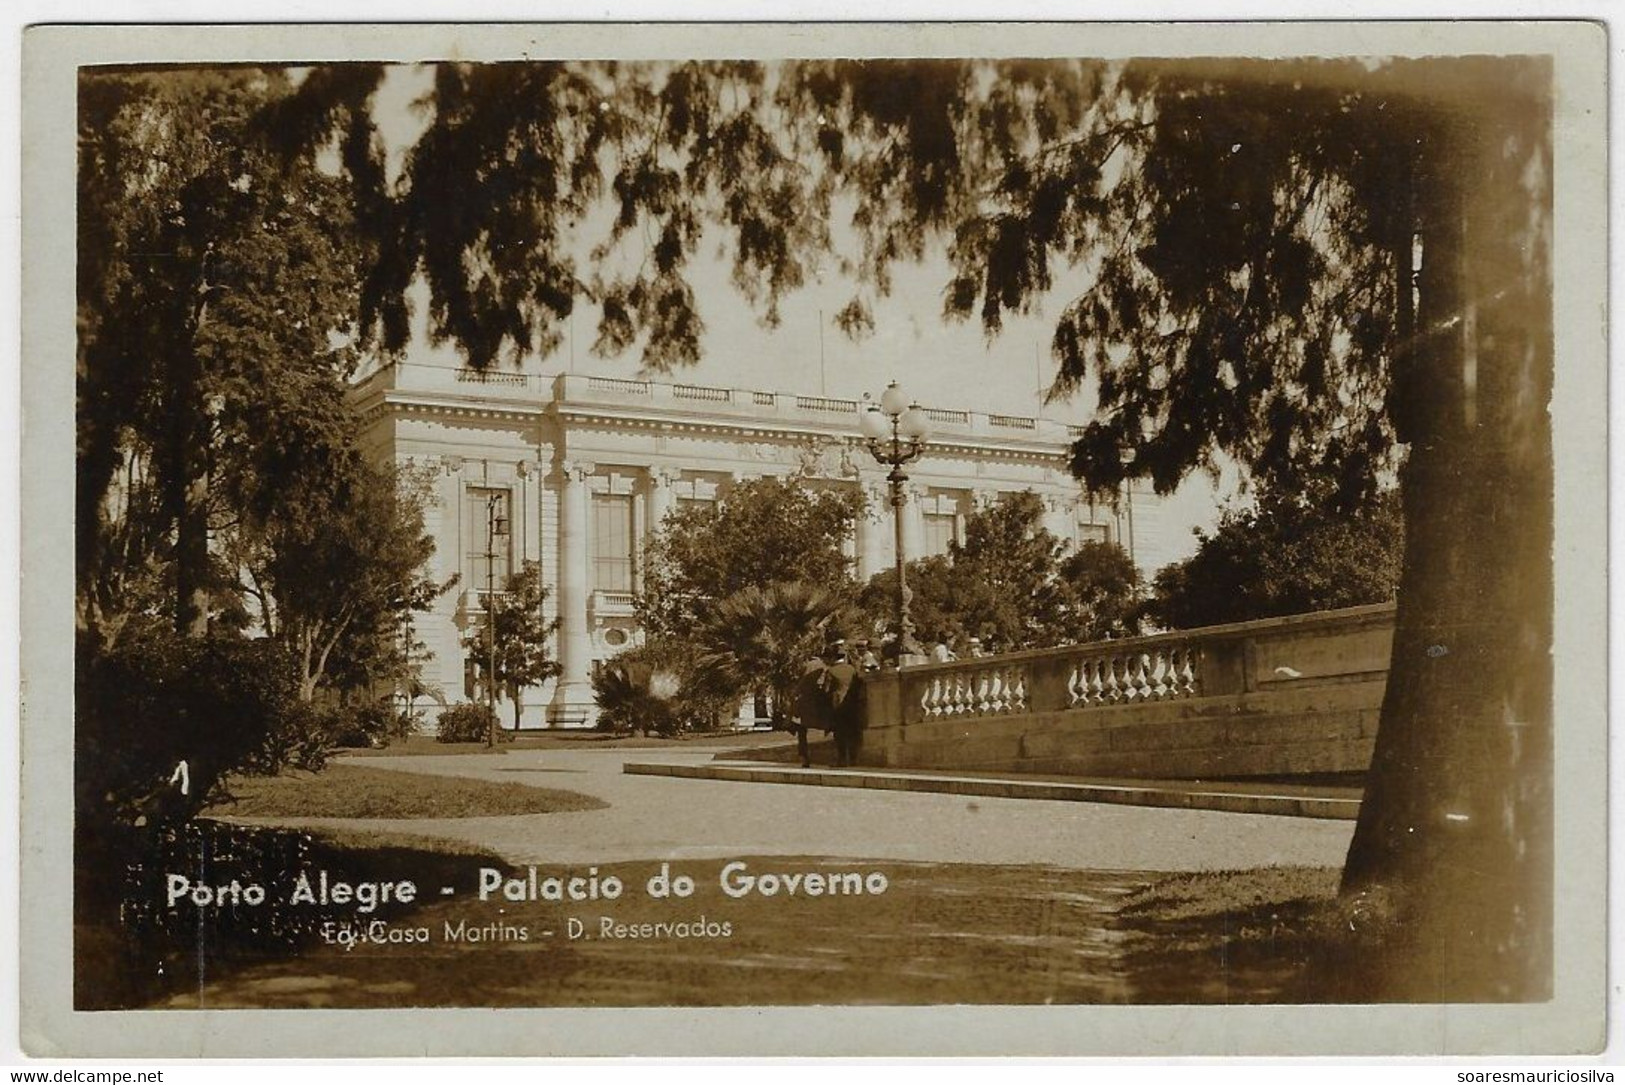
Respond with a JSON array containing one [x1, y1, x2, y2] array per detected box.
[[819, 641, 864, 768], [790, 652, 829, 769]]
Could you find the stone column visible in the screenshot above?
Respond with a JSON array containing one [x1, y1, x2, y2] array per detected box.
[[901, 482, 925, 565], [647, 467, 673, 534], [554, 459, 595, 719], [855, 480, 886, 580]]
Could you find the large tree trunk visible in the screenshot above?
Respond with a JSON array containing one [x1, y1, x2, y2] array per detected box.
[[1341, 62, 1553, 1001]]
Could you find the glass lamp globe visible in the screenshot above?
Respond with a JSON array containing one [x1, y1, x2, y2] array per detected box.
[[858, 404, 890, 439], [879, 381, 910, 416], [898, 405, 932, 441]]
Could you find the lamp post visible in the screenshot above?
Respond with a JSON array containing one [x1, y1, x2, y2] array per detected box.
[[484, 492, 509, 748], [859, 381, 932, 664]]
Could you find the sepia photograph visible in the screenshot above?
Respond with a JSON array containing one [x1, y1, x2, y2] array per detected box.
[[18, 19, 1609, 1057]]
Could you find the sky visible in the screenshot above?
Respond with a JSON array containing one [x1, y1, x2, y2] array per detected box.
[[369, 63, 1237, 560]]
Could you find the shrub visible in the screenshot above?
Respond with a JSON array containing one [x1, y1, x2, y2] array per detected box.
[[435, 702, 501, 743], [75, 626, 304, 830], [592, 638, 736, 736], [323, 699, 415, 749]]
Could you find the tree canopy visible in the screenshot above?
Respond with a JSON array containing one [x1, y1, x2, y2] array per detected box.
[[636, 475, 860, 637], [860, 491, 1142, 650], [78, 67, 377, 640], [1146, 486, 1403, 630], [468, 561, 563, 730]]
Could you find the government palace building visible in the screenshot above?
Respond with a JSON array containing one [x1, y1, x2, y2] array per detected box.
[[352, 359, 1180, 730]]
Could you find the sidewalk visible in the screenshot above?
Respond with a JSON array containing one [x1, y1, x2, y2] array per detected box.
[[622, 758, 1362, 820]]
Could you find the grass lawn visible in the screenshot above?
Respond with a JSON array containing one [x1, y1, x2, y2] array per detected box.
[[1114, 865, 1405, 1002], [203, 763, 608, 820], [91, 796, 1408, 1011], [133, 835, 1389, 1010], [151, 852, 1156, 1008]]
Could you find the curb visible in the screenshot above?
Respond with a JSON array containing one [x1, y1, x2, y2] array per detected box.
[[622, 760, 1361, 820]]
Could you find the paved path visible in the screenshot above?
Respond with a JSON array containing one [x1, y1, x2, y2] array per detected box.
[[298, 743, 1354, 873]]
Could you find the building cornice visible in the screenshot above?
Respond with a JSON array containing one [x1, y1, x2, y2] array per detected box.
[[553, 406, 1069, 466], [359, 391, 548, 426], [353, 379, 1074, 466]]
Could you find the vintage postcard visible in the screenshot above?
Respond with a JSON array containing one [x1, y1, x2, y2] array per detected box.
[[18, 20, 1609, 1057]]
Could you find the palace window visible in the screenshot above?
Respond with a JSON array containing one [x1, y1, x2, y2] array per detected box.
[[1078, 522, 1111, 546], [923, 510, 959, 558], [465, 487, 512, 593], [592, 492, 635, 593]]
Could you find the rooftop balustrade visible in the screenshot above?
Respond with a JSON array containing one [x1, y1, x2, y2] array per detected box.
[[350, 363, 1080, 446]]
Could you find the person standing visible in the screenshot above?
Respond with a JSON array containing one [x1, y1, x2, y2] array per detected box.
[[820, 645, 864, 768], [790, 654, 828, 769]]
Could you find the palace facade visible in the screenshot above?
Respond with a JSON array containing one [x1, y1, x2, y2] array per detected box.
[[352, 360, 1178, 729]]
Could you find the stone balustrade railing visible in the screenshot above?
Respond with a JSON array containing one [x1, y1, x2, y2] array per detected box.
[[887, 602, 1396, 729], [835, 602, 1396, 780]]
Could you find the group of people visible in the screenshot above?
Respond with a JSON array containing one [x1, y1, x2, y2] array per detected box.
[[784, 631, 994, 767], [789, 639, 876, 768]]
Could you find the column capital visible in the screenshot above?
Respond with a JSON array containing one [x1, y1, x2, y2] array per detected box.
[[561, 460, 596, 481]]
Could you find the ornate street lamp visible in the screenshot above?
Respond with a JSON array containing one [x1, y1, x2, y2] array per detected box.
[[859, 381, 933, 664], [484, 492, 509, 748]]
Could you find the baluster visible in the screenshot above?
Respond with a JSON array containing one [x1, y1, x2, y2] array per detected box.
[[1086, 657, 1104, 704], [1180, 647, 1199, 696], [1011, 668, 1028, 712], [976, 672, 993, 714], [1150, 651, 1170, 699], [1136, 652, 1154, 699], [1103, 657, 1121, 702], [1122, 654, 1143, 701], [1067, 662, 1083, 707], [921, 677, 940, 717]]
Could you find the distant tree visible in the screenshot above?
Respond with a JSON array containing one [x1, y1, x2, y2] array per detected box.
[[857, 554, 962, 647], [946, 492, 1070, 649], [1147, 487, 1403, 630], [231, 460, 444, 703], [467, 561, 563, 731], [691, 582, 846, 728], [859, 494, 1141, 649], [637, 476, 860, 637], [1057, 541, 1144, 641]]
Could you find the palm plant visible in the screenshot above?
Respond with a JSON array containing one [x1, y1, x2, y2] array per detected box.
[[692, 581, 845, 728]]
